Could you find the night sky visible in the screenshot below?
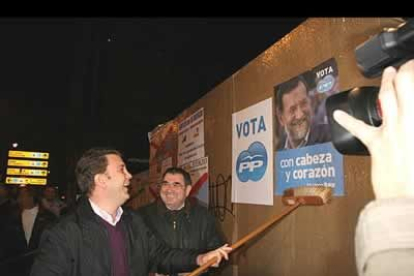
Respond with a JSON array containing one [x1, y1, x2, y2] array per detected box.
[[0, 17, 306, 189]]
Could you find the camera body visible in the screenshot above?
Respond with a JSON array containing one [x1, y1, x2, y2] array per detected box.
[[355, 19, 414, 78], [326, 18, 414, 155]]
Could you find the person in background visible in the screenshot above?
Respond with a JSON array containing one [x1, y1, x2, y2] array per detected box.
[[0, 183, 17, 261], [333, 60, 414, 276], [138, 167, 225, 276], [41, 185, 67, 217], [30, 148, 231, 276], [0, 183, 15, 216], [2, 186, 56, 276]]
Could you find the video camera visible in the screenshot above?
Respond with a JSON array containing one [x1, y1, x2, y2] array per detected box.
[[326, 18, 414, 155]]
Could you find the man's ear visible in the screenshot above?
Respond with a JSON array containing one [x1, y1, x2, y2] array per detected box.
[[185, 185, 192, 197], [94, 174, 107, 189]]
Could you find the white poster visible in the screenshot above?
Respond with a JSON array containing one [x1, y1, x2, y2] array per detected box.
[[232, 98, 274, 206], [177, 108, 205, 166], [181, 156, 209, 207]]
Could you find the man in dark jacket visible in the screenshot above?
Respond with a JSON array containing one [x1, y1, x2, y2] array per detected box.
[[1, 186, 56, 276], [30, 148, 230, 276], [138, 167, 225, 276], [0, 183, 16, 260]]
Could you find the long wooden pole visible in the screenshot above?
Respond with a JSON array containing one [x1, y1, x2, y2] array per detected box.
[[187, 201, 301, 276]]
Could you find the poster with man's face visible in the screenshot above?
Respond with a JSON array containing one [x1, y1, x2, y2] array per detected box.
[[274, 58, 339, 151], [274, 58, 344, 196]]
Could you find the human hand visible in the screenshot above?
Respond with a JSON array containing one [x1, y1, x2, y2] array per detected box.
[[334, 60, 414, 199], [196, 244, 232, 267]]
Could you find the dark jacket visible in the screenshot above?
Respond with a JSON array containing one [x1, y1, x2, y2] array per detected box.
[[12, 206, 57, 253], [0, 204, 56, 276], [0, 199, 17, 260], [137, 198, 225, 274], [30, 197, 199, 276]]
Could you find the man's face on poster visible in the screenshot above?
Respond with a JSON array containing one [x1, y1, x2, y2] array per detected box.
[[277, 81, 312, 146]]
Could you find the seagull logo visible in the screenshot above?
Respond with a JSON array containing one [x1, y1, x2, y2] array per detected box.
[[236, 141, 268, 182]]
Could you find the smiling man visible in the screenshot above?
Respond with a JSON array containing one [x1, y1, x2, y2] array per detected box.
[[138, 167, 225, 276], [275, 75, 331, 150], [31, 148, 231, 276]]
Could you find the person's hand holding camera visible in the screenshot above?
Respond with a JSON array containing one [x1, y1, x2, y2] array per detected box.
[[334, 60, 414, 199]]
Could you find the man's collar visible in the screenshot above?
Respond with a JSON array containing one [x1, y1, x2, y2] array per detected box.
[[156, 198, 192, 216], [285, 128, 311, 149], [89, 198, 123, 226], [22, 205, 39, 215]]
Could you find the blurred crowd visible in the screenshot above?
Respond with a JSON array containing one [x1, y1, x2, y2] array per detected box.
[[0, 184, 66, 276]]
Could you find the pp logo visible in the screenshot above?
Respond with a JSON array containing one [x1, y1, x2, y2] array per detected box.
[[316, 75, 335, 94], [236, 141, 267, 182]]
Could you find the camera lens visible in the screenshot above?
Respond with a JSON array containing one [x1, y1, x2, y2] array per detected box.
[[325, 86, 380, 155]]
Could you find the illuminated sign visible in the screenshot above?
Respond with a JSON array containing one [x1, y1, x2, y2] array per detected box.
[[5, 149, 51, 186], [6, 168, 48, 176], [6, 177, 47, 185], [8, 150, 49, 159], [8, 159, 48, 168]]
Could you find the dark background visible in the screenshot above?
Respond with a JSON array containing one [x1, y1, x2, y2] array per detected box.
[[0, 17, 306, 191]]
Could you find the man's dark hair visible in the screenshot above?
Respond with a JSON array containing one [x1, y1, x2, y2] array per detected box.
[[275, 75, 309, 112], [162, 167, 192, 186], [75, 148, 121, 195]]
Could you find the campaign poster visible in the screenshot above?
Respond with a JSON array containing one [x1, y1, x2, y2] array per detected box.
[[148, 120, 178, 197], [181, 156, 209, 207], [177, 108, 205, 166], [232, 98, 274, 206], [274, 58, 344, 195]]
